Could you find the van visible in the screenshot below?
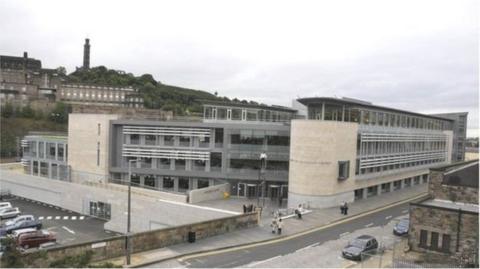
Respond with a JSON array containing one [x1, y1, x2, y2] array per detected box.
[[11, 228, 37, 239], [17, 230, 56, 249]]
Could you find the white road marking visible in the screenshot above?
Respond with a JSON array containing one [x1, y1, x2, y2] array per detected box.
[[296, 242, 320, 252], [71, 216, 77, 220], [340, 232, 350, 237], [55, 216, 60, 220], [47, 216, 52, 220], [385, 215, 392, 219], [47, 226, 57, 231], [402, 210, 408, 213], [62, 226, 75, 234], [365, 223, 374, 227], [38, 216, 44, 220], [79, 216, 85, 220], [156, 198, 240, 215], [247, 255, 281, 267], [63, 216, 68, 220]]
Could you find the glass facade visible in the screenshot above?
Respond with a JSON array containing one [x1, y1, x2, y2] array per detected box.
[[203, 104, 295, 123]]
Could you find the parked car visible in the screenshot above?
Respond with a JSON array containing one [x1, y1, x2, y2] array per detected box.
[[0, 207, 21, 220], [17, 230, 56, 249], [0, 202, 12, 210], [342, 235, 378, 261], [393, 218, 409, 236], [11, 228, 37, 239], [0, 215, 42, 236]]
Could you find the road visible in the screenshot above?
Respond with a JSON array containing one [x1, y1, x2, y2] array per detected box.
[[151, 201, 411, 268]]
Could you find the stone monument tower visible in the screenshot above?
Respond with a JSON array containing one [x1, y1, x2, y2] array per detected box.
[[83, 38, 90, 69]]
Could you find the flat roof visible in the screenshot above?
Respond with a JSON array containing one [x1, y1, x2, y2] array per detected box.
[[421, 199, 479, 213], [297, 97, 455, 122], [201, 99, 297, 113]]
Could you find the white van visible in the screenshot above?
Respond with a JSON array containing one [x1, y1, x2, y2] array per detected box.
[[0, 202, 12, 210]]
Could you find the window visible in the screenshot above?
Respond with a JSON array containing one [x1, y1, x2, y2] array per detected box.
[[179, 136, 190, 147], [210, 152, 222, 171], [430, 232, 439, 250], [198, 179, 209, 188], [231, 109, 242, 120], [145, 135, 156, 145], [144, 175, 155, 188], [58, 144, 64, 161], [178, 177, 189, 191], [130, 134, 140, 145], [158, 158, 171, 169], [163, 177, 174, 189], [175, 159, 186, 170], [441, 234, 451, 253], [164, 135, 174, 146], [338, 161, 350, 180], [419, 230, 428, 248], [96, 142, 100, 166]]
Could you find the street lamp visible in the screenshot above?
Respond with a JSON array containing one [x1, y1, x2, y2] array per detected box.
[[257, 152, 267, 207], [126, 158, 141, 265]]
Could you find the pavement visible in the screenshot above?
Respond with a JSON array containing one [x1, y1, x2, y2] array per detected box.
[[1, 195, 117, 247], [97, 184, 427, 267]]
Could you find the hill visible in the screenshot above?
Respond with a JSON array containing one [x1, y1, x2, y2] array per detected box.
[[67, 66, 234, 115]]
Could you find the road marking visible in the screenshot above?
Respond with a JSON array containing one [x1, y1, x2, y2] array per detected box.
[[177, 192, 429, 261], [38, 216, 44, 220], [63, 216, 68, 220], [79, 216, 85, 220], [62, 226, 75, 234], [55, 216, 60, 220], [340, 232, 350, 237], [47, 226, 57, 231], [105, 230, 111, 233], [71, 216, 77, 220], [49, 205, 53, 208], [247, 255, 281, 267], [365, 223, 374, 227], [47, 216, 52, 220], [402, 210, 408, 214], [385, 215, 392, 219]]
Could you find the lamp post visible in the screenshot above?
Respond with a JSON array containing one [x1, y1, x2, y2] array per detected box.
[[257, 152, 267, 207], [126, 158, 140, 265]]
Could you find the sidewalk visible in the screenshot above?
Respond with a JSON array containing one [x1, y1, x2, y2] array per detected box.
[[99, 185, 428, 267]]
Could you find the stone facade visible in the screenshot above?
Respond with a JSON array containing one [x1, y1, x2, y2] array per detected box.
[[428, 167, 479, 204]]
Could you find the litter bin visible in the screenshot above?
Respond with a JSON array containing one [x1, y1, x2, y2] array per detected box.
[[188, 231, 196, 243]]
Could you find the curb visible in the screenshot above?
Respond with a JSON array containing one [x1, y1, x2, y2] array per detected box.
[[126, 192, 429, 268]]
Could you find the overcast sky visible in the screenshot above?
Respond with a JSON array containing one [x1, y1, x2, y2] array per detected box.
[[1, 0, 478, 136]]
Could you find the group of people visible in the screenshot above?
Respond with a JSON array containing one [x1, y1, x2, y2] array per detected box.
[[340, 201, 349, 215], [270, 216, 283, 234]]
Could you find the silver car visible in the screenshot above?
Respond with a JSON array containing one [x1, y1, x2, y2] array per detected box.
[[0, 207, 21, 220]]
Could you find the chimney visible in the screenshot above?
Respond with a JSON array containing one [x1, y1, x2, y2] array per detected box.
[[83, 38, 90, 69]]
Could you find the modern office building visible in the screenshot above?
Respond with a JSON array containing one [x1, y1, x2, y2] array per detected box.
[[288, 97, 455, 208], [21, 133, 69, 180], [430, 112, 468, 162], [21, 97, 467, 207]]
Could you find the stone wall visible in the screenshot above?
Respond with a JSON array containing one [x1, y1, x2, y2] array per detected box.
[[22, 212, 258, 267], [188, 183, 230, 203], [428, 169, 479, 204], [409, 204, 479, 264]]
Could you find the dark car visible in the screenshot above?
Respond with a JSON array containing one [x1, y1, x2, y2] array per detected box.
[[0, 215, 42, 236], [393, 218, 409, 236], [342, 235, 378, 261], [17, 230, 56, 249]]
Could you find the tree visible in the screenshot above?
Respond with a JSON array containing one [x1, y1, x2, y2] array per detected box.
[[21, 105, 35, 118], [56, 66, 67, 75], [1, 102, 13, 118], [0, 237, 24, 267], [49, 102, 71, 124]]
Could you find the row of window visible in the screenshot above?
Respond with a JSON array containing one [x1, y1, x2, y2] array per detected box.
[[204, 105, 294, 122], [125, 153, 222, 171], [356, 158, 445, 175], [28, 160, 69, 180], [419, 230, 451, 253], [358, 141, 447, 156], [112, 175, 211, 192], [60, 91, 142, 103], [23, 141, 66, 162], [354, 175, 428, 199], [308, 104, 451, 131]]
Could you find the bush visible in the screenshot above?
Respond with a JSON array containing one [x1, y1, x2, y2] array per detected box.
[[0, 237, 24, 268], [49, 250, 93, 268]]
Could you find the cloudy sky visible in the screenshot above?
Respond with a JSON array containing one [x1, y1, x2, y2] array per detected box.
[[1, 0, 478, 136]]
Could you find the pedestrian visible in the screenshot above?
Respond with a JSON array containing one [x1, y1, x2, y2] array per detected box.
[[344, 202, 349, 215], [243, 204, 247, 213], [340, 202, 345, 215], [296, 204, 303, 219], [277, 218, 283, 235], [271, 218, 277, 234]]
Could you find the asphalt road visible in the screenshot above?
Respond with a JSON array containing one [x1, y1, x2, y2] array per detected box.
[[1, 196, 117, 247], [169, 201, 410, 268]]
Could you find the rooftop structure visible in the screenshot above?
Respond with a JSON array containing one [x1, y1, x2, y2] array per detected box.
[[83, 38, 90, 69]]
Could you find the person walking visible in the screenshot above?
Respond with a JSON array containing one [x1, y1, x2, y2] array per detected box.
[[340, 202, 345, 215], [277, 218, 283, 235], [344, 202, 349, 215], [271, 218, 277, 234], [296, 204, 303, 219]]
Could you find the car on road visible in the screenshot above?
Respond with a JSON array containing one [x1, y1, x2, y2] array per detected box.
[[393, 218, 409, 236], [342, 235, 378, 261], [0, 202, 12, 210], [0, 215, 42, 236], [17, 230, 56, 249], [0, 207, 21, 220]]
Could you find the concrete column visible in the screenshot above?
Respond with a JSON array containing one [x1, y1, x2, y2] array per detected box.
[[140, 135, 145, 145], [48, 163, 52, 178], [55, 143, 58, 161], [151, 158, 157, 169], [192, 178, 198, 189], [205, 160, 210, 172], [209, 179, 215, 186], [321, 102, 325, 120], [362, 188, 367, 199], [173, 178, 179, 192], [140, 176, 145, 187], [400, 179, 405, 189], [389, 182, 394, 192]]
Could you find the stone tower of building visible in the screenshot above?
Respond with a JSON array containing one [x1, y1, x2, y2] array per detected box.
[[83, 38, 90, 69]]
